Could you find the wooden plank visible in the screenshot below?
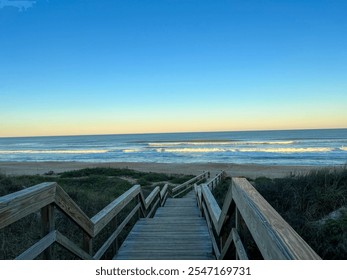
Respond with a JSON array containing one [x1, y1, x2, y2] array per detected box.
[[201, 184, 221, 231], [232, 228, 248, 260], [172, 172, 208, 193], [55, 230, 93, 260], [91, 185, 141, 235], [145, 187, 160, 208], [146, 197, 160, 218], [55, 185, 94, 236], [216, 183, 234, 234], [160, 184, 169, 205], [218, 229, 233, 260], [115, 252, 215, 260], [232, 178, 321, 260], [41, 204, 55, 259], [0, 182, 56, 229], [93, 203, 140, 260], [202, 202, 220, 259], [206, 171, 224, 190], [16, 231, 57, 260]]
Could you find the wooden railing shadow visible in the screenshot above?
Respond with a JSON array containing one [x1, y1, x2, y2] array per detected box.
[[195, 173, 322, 260], [0, 172, 207, 260]]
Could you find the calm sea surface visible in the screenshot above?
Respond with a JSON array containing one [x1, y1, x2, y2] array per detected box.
[[0, 129, 346, 166]]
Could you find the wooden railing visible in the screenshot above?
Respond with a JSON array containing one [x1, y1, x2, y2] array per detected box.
[[1, 171, 322, 260], [0, 181, 169, 260], [171, 171, 209, 198], [195, 174, 321, 260]]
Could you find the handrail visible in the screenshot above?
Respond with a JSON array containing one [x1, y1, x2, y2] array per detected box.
[[171, 171, 209, 198], [0, 180, 170, 260], [195, 175, 322, 260]]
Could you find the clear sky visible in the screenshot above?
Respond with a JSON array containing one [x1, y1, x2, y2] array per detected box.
[[1, 0, 346, 137]]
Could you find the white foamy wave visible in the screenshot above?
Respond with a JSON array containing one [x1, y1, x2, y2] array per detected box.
[[156, 148, 231, 153], [245, 141, 296, 145], [238, 147, 333, 153], [123, 149, 141, 153], [149, 141, 235, 147], [340, 146, 347, 151], [155, 147, 333, 154], [0, 149, 109, 154]]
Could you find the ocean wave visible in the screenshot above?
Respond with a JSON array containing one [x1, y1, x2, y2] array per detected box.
[[148, 140, 296, 147], [148, 141, 235, 147], [156, 148, 230, 153], [0, 149, 109, 154], [156, 147, 334, 154], [245, 141, 296, 145], [238, 147, 333, 153], [123, 149, 141, 153], [340, 146, 347, 151]]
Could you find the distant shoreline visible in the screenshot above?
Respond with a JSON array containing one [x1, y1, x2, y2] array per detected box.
[[0, 161, 339, 179]]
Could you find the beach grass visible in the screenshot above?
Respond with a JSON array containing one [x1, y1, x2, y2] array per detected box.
[[210, 167, 347, 259], [1, 166, 346, 259], [253, 167, 347, 259], [0, 167, 193, 259]]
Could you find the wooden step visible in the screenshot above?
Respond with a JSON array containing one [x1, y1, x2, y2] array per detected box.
[[113, 193, 214, 260]]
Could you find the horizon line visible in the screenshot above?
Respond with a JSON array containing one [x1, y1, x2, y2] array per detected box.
[[1, 127, 346, 139]]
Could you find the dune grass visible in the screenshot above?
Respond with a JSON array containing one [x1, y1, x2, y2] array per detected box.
[[211, 167, 347, 259], [254, 167, 347, 259], [0, 167, 193, 259]]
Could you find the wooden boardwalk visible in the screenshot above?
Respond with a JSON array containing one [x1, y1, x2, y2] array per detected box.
[[113, 192, 214, 260], [1, 171, 321, 260]]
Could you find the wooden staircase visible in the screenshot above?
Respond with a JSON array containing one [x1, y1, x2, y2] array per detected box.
[[0, 170, 321, 260], [114, 192, 214, 260]]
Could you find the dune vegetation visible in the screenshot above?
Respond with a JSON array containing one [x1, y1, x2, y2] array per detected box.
[[0, 168, 193, 259], [213, 167, 347, 259]]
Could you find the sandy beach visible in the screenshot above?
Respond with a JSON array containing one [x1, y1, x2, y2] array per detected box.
[[0, 161, 328, 179]]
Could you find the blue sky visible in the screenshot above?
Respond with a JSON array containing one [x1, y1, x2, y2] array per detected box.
[[1, 0, 346, 136]]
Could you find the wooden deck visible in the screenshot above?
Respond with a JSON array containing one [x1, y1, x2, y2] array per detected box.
[[113, 192, 214, 260]]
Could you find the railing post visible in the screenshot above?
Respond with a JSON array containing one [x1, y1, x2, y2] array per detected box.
[[83, 234, 93, 257], [138, 195, 144, 218], [41, 204, 55, 259], [115, 215, 119, 253], [235, 206, 241, 260]]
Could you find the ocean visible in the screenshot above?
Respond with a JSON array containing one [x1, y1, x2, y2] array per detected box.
[[0, 129, 346, 166]]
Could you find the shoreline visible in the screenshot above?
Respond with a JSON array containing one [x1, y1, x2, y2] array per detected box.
[[0, 161, 339, 179]]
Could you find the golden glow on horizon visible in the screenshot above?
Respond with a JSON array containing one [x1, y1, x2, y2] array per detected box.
[[1, 115, 346, 137]]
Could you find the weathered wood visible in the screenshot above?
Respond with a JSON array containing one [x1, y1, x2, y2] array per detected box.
[[172, 172, 208, 193], [232, 228, 248, 260], [93, 203, 140, 260], [160, 184, 169, 206], [91, 185, 141, 235], [115, 252, 215, 260], [16, 231, 57, 260], [202, 202, 220, 259], [146, 198, 160, 218], [201, 184, 221, 231], [41, 204, 55, 259], [216, 182, 234, 234], [55, 231, 93, 260], [232, 178, 321, 260], [218, 229, 233, 260], [115, 189, 213, 260], [0, 182, 56, 229], [206, 171, 224, 190], [144, 186, 160, 208], [83, 233, 93, 256], [55, 185, 94, 236]]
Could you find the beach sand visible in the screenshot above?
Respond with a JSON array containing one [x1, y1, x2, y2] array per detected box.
[[0, 161, 326, 179]]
